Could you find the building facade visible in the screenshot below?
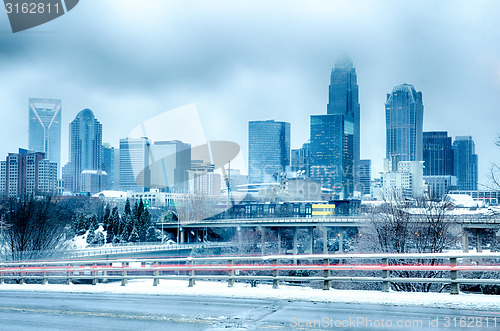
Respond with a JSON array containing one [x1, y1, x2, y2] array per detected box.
[[150, 140, 191, 192], [385, 84, 424, 162], [424, 175, 457, 199], [119, 137, 150, 192], [291, 142, 310, 177], [102, 143, 115, 190], [63, 109, 103, 193], [382, 159, 424, 199], [28, 98, 61, 175], [0, 148, 57, 197], [358, 159, 371, 196], [248, 120, 290, 184], [327, 56, 361, 191], [423, 131, 453, 176], [453, 136, 478, 190], [309, 114, 354, 199]]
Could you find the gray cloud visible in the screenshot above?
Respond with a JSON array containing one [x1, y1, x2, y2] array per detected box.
[[0, 0, 499, 186]]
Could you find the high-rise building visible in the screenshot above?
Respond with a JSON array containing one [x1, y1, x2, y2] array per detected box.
[[309, 114, 354, 198], [327, 56, 360, 191], [291, 142, 310, 177], [423, 131, 453, 176], [358, 159, 371, 196], [385, 84, 424, 161], [382, 159, 424, 199], [102, 143, 115, 190], [150, 140, 191, 192], [248, 120, 290, 184], [119, 137, 150, 192], [0, 148, 57, 197], [64, 109, 103, 192], [28, 98, 61, 175], [453, 136, 478, 190]]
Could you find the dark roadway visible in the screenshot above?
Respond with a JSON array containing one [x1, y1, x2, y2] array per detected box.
[[0, 291, 498, 330]]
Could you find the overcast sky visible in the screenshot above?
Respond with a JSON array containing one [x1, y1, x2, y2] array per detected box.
[[0, 0, 499, 186]]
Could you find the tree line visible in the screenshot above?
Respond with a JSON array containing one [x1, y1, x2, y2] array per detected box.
[[72, 198, 161, 245]]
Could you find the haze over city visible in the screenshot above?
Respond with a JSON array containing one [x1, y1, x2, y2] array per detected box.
[[0, 0, 499, 185]]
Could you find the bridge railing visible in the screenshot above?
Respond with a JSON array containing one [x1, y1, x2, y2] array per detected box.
[[0, 252, 498, 295]]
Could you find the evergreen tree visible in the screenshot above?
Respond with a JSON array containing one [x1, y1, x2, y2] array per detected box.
[[146, 225, 160, 242], [128, 226, 140, 242], [138, 208, 151, 241], [103, 204, 111, 233], [124, 198, 131, 215], [109, 206, 120, 243], [94, 231, 105, 246], [86, 221, 96, 244]]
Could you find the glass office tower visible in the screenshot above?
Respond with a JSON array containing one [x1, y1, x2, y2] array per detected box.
[[248, 120, 290, 184], [385, 84, 424, 161], [327, 56, 360, 191], [453, 136, 478, 190], [64, 109, 102, 192], [310, 114, 354, 199], [28, 98, 61, 174], [423, 131, 454, 176]]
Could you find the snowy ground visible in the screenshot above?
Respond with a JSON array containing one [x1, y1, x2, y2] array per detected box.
[[0, 279, 498, 312]]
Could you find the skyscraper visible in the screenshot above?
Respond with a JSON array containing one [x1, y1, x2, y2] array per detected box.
[[385, 84, 424, 162], [248, 120, 290, 184], [0, 148, 57, 197], [453, 136, 478, 190], [150, 140, 191, 192], [102, 143, 115, 190], [423, 131, 454, 176], [119, 137, 150, 192], [327, 56, 360, 191], [28, 98, 61, 174], [63, 109, 102, 192], [309, 114, 354, 198], [358, 159, 371, 196]]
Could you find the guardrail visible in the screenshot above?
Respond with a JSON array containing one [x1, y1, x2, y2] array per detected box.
[[1, 242, 233, 261], [0, 252, 498, 295]]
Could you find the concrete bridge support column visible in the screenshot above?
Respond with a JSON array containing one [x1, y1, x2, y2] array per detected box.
[[462, 228, 469, 253], [338, 230, 344, 254], [277, 229, 282, 255], [180, 228, 185, 244], [237, 226, 242, 254], [293, 227, 298, 265], [259, 226, 265, 256], [322, 227, 329, 254], [476, 231, 483, 253], [308, 227, 314, 254]]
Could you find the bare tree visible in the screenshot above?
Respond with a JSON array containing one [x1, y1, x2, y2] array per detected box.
[[0, 195, 71, 261], [362, 192, 456, 292]]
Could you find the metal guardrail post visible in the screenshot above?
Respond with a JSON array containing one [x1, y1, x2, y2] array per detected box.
[[42, 264, 48, 285], [121, 262, 128, 286], [228, 260, 234, 287], [323, 258, 330, 290], [272, 259, 279, 289], [67, 264, 72, 285], [102, 263, 108, 283], [188, 260, 195, 287], [92, 263, 98, 285], [450, 257, 459, 295], [153, 261, 160, 286], [19, 265, 25, 285], [381, 258, 390, 292]]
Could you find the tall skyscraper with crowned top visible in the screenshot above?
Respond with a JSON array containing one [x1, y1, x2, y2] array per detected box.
[[327, 56, 360, 192], [63, 109, 103, 192], [28, 98, 61, 175], [385, 84, 424, 162]]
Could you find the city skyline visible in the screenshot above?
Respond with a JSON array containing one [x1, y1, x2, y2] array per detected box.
[[0, 1, 499, 187]]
